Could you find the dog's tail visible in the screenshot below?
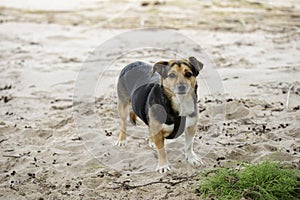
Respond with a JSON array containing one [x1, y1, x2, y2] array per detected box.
[[129, 111, 137, 126]]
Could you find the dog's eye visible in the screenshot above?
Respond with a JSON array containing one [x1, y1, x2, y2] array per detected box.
[[185, 72, 192, 78], [168, 73, 176, 78]]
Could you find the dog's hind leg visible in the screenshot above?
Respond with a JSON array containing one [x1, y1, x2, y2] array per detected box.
[[129, 111, 137, 126], [115, 100, 129, 146]]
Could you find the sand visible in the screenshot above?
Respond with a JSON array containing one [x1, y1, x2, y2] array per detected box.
[[0, 0, 299, 199]]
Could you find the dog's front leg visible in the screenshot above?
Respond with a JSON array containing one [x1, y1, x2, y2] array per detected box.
[[149, 114, 170, 173], [185, 116, 204, 165], [151, 131, 170, 173], [148, 105, 170, 173]]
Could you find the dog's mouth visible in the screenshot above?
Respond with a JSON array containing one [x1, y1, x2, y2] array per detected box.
[[176, 91, 188, 95]]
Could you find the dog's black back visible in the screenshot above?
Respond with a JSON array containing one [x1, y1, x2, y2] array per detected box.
[[117, 61, 158, 101]]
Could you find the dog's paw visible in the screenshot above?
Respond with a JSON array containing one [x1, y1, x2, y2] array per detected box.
[[186, 152, 205, 166], [156, 164, 171, 173], [115, 139, 127, 146]]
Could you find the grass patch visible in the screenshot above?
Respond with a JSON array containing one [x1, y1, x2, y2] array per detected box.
[[196, 161, 299, 200]]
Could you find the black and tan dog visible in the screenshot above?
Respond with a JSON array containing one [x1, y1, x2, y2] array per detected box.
[[115, 57, 204, 173]]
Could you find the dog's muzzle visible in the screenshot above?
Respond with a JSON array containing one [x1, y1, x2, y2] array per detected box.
[[174, 83, 190, 95]]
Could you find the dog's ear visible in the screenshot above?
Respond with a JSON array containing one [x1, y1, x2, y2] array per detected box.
[[188, 57, 203, 77], [151, 61, 169, 78]]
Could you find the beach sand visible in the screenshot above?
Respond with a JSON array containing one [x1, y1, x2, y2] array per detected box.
[[0, 0, 299, 199]]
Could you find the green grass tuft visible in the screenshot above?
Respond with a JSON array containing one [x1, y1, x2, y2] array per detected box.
[[196, 161, 300, 200]]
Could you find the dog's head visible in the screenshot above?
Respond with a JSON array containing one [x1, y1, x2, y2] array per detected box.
[[151, 57, 203, 96]]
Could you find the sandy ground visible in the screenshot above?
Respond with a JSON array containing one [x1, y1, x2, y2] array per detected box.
[[0, 0, 300, 199]]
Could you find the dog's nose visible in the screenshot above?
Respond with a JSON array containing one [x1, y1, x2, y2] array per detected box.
[[178, 85, 186, 92]]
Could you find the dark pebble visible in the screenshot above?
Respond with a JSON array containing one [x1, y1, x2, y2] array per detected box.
[[293, 105, 300, 111], [216, 157, 226, 161], [105, 131, 112, 136], [226, 98, 233, 102], [141, 2, 150, 6], [3, 96, 11, 103], [154, 1, 163, 6], [199, 108, 206, 113]]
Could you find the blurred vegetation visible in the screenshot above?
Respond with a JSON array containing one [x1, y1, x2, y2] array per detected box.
[[196, 161, 300, 200]]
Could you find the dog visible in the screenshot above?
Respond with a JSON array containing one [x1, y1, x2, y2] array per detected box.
[[115, 57, 204, 173]]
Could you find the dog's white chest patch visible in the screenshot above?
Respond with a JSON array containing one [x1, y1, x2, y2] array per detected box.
[[172, 95, 195, 116]]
